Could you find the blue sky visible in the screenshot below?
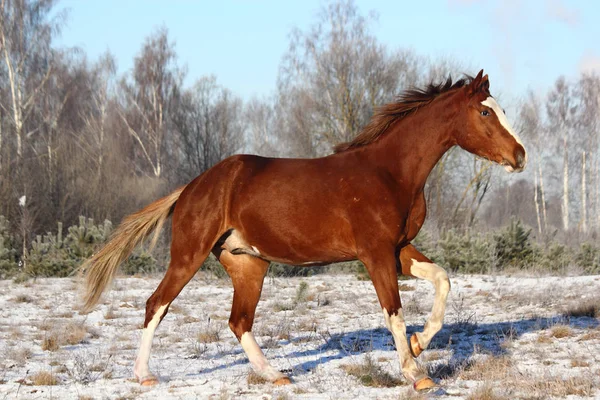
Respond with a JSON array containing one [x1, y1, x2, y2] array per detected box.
[[55, 0, 599, 100]]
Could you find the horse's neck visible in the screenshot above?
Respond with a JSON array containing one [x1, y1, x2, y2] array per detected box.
[[367, 97, 458, 192]]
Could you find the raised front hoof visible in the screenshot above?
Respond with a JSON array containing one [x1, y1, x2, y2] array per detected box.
[[413, 376, 436, 392], [273, 376, 292, 386], [409, 334, 423, 358], [139, 375, 159, 386]]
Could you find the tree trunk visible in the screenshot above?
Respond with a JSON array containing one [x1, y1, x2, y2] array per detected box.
[[582, 151, 587, 233], [534, 169, 542, 235], [562, 137, 569, 231], [539, 164, 548, 233]]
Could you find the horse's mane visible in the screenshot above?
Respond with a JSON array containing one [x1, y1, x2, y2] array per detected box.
[[334, 76, 473, 153]]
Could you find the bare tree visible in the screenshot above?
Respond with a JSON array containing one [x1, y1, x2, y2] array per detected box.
[[0, 0, 64, 161], [170, 75, 244, 182], [278, 0, 419, 155], [245, 97, 278, 156], [546, 76, 577, 231], [119, 27, 182, 178], [575, 73, 600, 232]]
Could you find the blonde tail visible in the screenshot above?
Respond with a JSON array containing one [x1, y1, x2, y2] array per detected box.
[[80, 186, 186, 313]]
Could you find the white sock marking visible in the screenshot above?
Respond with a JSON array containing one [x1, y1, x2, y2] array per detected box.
[[134, 304, 168, 380], [410, 259, 450, 349], [383, 309, 423, 382], [240, 332, 284, 381]]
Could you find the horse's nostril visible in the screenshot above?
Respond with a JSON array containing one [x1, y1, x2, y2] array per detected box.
[[515, 148, 526, 168]]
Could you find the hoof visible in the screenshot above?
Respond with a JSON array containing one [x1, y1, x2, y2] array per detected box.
[[410, 334, 423, 358], [413, 376, 436, 392], [273, 376, 292, 386], [139, 375, 159, 386]]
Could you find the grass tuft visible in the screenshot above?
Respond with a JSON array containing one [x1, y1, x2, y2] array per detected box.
[[341, 354, 404, 388], [41, 334, 60, 351], [247, 369, 268, 385], [563, 300, 600, 318], [550, 325, 572, 338], [466, 383, 503, 400], [31, 371, 58, 386]]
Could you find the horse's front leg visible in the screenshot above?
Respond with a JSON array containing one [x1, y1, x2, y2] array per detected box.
[[361, 248, 436, 391], [399, 244, 451, 357]]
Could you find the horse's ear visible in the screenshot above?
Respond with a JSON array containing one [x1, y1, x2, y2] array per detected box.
[[469, 69, 487, 96], [481, 74, 490, 92]]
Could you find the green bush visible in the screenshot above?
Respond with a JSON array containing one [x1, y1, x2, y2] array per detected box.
[[0, 216, 19, 278], [437, 229, 492, 273], [3, 215, 600, 279], [535, 242, 573, 272], [19, 217, 158, 278], [576, 243, 600, 274], [24, 217, 112, 278], [493, 219, 534, 268]]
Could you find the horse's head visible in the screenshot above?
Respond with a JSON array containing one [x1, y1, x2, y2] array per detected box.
[[455, 70, 527, 172]]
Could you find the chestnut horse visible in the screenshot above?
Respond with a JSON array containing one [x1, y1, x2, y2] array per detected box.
[[81, 70, 526, 392]]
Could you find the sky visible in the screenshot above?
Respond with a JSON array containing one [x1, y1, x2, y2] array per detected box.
[[55, 0, 600, 101]]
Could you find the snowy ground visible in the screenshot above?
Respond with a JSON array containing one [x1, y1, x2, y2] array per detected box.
[[0, 272, 599, 399]]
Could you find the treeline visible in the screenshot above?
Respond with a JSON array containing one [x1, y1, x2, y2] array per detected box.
[[1, 0, 599, 276], [2, 215, 598, 280]]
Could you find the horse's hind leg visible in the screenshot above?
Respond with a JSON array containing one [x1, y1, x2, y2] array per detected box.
[[216, 250, 290, 385], [399, 244, 451, 357], [133, 232, 215, 385]]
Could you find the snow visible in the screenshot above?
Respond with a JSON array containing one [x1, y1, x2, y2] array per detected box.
[[0, 273, 599, 399]]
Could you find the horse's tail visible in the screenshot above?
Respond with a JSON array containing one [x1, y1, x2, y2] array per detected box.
[[80, 186, 186, 313]]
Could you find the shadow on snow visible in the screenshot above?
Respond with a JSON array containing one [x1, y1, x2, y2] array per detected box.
[[192, 314, 598, 379]]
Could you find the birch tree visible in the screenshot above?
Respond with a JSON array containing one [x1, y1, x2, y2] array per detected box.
[[170, 76, 244, 182], [546, 77, 577, 231], [119, 27, 181, 178], [278, 0, 419, 155], [0, 0, 64, 161]]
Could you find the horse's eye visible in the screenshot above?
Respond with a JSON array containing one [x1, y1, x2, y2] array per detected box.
[[480, 110, 490, 117]]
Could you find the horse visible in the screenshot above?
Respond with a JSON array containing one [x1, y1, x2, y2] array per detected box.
[[80, 70, 526, 392]]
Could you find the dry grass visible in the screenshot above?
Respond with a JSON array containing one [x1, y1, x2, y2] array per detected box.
[[196, 321, 222, 344], [459, 355, 513, 381], [12, 294, 33, 303], [399, 389, 427, 400], [40, 322, 94, 351], [570, 359, 590, 368], [550, 324, 572, 338], [466, 384, 503, 400], [341, 355, 404, 388], [5, 347, 33, 366], [536, 334, 552, 344], [65, 323, 88, 345], [247, 369, 268, 385], [563, 299, 600, 318], [579, 329, 600, 341], [104, 306, 119, 320], [529, 375, 594, 397], [398, 283, 415, 291], [41, 333, 60, 351], [31, 371, 59, 386]]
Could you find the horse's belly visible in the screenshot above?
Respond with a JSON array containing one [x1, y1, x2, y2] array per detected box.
[[222, 224, 355, 265]]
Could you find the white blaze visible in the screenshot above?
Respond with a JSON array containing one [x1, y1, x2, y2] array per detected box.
[[481, 97, 525, 148]]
